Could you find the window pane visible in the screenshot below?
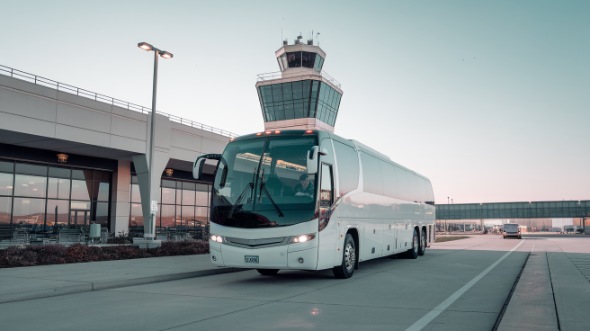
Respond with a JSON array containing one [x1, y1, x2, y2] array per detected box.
[[95, 202, 109, 227], [47, 178, 70, 199], [47, 199, 69, 229], [71, 179, 91, 200], [129, 202, 143, 228], [14, 174, 47, 198], [162, 179, 176, 189], [49, 167, 70, 179], [15, 163, 47, 176], [196, 190, 209, 206], [182, 188, 195, 205], [131, 183, 141, 203], [72, 169, 93, 180], [13, 197, 45, 227], [0, 161, 14, 173], [181, 205, 195, 228], [196, 206, 208, 224], [0, 172, 13, 196], [160, 204, 175, 228], [97, 182, 110, 201], [162, 187, 175, 204], [0, 196, 11, 224]]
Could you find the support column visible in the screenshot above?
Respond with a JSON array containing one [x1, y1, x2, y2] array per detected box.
[[110, 160, 131, 237]]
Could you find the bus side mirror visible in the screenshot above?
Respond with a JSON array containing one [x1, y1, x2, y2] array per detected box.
[[193, 154, 222, 179], [307, 146, 327, 174]]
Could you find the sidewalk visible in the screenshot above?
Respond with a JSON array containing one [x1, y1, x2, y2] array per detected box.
[[0, 254, 238, 304], [498, 251, 590, 331]]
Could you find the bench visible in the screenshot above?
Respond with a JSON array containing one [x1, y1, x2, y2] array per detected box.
[[58, 228, 83, 243], [12, 228, 29, 242]]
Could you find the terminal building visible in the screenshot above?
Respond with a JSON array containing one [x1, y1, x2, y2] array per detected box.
[[0, 38, 587, 244], [0, 64, 233, 242]]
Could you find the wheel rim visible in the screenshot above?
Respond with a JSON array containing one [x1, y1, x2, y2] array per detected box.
[[413, 232, 419, 253], [421, 232, 426, 251], [344, 241, 355, 272]]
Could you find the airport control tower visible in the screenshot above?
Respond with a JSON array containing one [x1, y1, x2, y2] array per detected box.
[[256, 36, 343, 132]]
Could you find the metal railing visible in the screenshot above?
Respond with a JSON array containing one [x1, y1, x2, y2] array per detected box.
[[0, 64, 238, 138], [257, 70, 342, 89]]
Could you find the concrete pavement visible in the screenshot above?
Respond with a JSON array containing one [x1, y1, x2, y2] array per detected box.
[[1, 235, 589, 330], [0, 254, 238, 304]]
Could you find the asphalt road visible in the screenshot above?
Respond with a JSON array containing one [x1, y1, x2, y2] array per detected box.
[[0, 235, 587, 331]]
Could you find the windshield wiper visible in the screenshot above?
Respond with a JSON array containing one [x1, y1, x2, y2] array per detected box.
[[228, 182, 252, 219], [259, 180, 284, 217]]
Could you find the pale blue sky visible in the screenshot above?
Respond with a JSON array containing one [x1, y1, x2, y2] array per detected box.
[[2, 0, 589, 203]]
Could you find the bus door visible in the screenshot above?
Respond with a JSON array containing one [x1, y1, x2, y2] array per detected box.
[[319, 163, 334, 231]]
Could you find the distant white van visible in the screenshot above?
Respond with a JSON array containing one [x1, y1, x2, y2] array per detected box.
[[502, 223, 522, 239]]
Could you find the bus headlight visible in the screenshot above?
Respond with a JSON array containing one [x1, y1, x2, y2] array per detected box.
[[289, 234, 315, 244], [210, 234, 223, 243]]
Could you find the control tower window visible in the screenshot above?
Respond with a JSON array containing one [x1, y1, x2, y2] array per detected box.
[[313, 55, 324, 72], [301, 52, 316, 68], [286, 51, 317, 69], [287, 52, 301, 67]]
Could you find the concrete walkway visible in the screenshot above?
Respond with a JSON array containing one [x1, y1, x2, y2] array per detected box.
[[498, 246, 590, 330], [0, 254, 237, 304]]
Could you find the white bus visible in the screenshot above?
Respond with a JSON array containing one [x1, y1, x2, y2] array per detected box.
[[193, 130, 435, 278]]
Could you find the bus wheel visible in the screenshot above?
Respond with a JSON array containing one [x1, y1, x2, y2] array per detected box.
[[257, 269, 279, 276], [333, 234, 356, 279], [405, 229, 419, 259], [418, 229, 427, 256]]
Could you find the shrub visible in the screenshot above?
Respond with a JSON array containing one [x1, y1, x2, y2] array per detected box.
[[0, 240, 209, 268], [29, 245, 67, 265]]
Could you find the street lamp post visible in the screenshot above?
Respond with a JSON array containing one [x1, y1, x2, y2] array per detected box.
[[138, 42, 173, 240]]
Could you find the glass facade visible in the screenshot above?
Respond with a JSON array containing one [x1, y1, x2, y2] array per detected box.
[[257, 80, 342, 127], [129, 175, 210, 239], [0, 159, 111, 239]]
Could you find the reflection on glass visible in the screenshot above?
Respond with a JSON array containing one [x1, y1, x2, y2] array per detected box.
[[14, 174, 47, 198], [97, 182, 110, 201], [0, 172, 14, 196], [160, 204, 175, 228], [0, 197, 12, 224], [95, 202, 109, 227], [181, 205, 195, 227], [131, 183, 141, 203], [71, 179, 91, 200], [13, 198, 45, 226], [196, 206, 208, 223], [162, 187, 175, 204], [47, 178, 70, 199], [47, 199, 69, 228], [196, 191, 208, 206], [129, 203, 143, 227], [182, 188, 195, 205]]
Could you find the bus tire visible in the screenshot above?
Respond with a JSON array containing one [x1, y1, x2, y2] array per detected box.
[[405, 229, 419, 259], [257, 269, 279, 276], [333, 233, 356, 279], [418, 228, 427, 256]]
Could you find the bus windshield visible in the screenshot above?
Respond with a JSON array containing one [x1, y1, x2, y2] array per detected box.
[[211, 135, 318, 228]]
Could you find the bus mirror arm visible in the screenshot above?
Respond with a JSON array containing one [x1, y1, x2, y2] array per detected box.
[[193, 153, 222, 180], [307, 146, 327, 174]]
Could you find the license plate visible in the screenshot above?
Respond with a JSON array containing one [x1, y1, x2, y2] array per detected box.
[[244, 255, 259, 264]]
